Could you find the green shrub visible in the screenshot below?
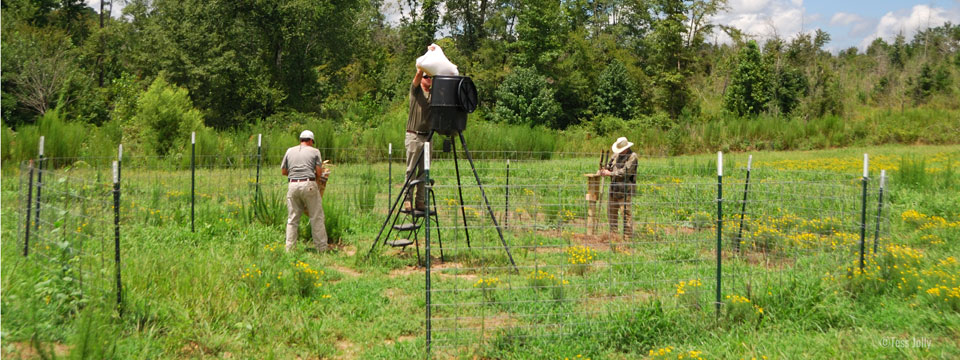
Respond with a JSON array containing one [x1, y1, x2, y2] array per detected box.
[[34, 104, 86, 166], [592, 59, 638, 120], [724, 41, 769, 116], [323, 193, 350, 245], [129, 74, 204, 156], [494, 67, 561, 128], [897, 156, 929, 190], [1, 124, 12, 163], [592, 114, 627, 136], [352, 168, 378, 213]]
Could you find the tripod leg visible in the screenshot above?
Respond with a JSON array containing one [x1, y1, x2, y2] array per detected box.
[[367, 133, 434, 258], [452, 143, 471, 248], [457, 132, 518, 272]]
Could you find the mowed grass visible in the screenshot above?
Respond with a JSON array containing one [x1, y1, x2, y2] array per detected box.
[[1, 144, 959, 359]]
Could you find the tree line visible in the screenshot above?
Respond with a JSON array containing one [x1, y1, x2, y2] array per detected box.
[[2, 0, 958, 139]]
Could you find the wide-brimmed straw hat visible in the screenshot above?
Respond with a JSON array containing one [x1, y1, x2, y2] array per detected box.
[[611, 137, 634, 154]]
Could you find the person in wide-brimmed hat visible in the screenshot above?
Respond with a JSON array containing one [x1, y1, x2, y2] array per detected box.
[[599, 137, 639, 237]]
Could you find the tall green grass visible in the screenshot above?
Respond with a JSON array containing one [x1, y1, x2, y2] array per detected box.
[[2, 103, 958, 169]]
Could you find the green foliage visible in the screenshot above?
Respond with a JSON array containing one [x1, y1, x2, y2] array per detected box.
[[770, 66, 807, 115], [724, 41, 769, 116], [352, 168, 379, 214], [804, 63, 844, 118], [494, 67, 561, 128], [323, 194, 350, 245], [592, 114, 628, 136], [592, 60, 639, 120], [1, 124, 13, 163], [38, 104, 86, 161], [910, 63, 951, 104], [129, 74, 204, 156]]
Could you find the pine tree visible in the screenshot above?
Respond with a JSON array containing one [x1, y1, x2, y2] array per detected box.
[[724, 40, 769, 116]]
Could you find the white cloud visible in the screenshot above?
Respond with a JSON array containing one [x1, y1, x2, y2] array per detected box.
[[860, 5, 960, 48], [728, 0, 773, 14], [830, 12, 862, 26], [85, 0, 124, 18], [381, 0, 405, 26], [711, 0, 818, 43], [830, 12, 875, 37]]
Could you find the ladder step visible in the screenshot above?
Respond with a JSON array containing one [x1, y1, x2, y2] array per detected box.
[[387, 239, 414, 247], [393, 223, 421, 231], [399, 208, 427, 217]]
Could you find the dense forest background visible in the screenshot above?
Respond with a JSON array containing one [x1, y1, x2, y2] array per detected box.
[[2, 0, 959, 162]]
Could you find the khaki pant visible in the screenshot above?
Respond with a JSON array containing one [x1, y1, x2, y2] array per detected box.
[[608, 193, 633, 238], [405, 132, 429, 207], [286, 181, 328, 252]]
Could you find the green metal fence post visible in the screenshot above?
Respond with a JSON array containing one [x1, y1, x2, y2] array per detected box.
[[859, 154, 869, 272], [716, 151, 723, 316]]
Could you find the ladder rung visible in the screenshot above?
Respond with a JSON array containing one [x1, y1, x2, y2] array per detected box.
[[387, 239, 414, 247], [393, 223, 420, 231]]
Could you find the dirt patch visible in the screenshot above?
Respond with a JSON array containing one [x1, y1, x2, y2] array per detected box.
[[383, 335, 416, 345], [430, 262, 485, 281], [5, 342, 71, 359], [437, 272, 480, 282], [454, 313, 520, 333], [179, 341, 200, 356], [335, 338, 358, 360], [389, 261, 473, 279], [383, 287, 415, 303], [389, 265, 421, 278], [330, 264, 363, 277], [580, 289, 657, 315], [661, 225, 697, 236], [336, 244, 357, 257], [704, 249, 796, 269]]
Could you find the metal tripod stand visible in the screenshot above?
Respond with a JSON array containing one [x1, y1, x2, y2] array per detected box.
[[366, 131, 518, 272]]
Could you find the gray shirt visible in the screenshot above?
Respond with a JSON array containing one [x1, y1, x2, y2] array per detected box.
[[281, 145, 322, 180]]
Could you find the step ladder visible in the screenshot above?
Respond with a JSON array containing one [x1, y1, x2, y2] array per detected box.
[[383, 178, 443, 266]]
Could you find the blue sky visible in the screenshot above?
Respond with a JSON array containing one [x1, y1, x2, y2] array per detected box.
[[88, 0, 960, 52], [712, 0, 960, 51]]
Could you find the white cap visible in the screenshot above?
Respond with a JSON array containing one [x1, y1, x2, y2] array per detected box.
[[299, 130, 314, 140]]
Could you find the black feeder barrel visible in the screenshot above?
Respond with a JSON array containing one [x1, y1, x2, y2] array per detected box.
[[430, 75, 478, 136]]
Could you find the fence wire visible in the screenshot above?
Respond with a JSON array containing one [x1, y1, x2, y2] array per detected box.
[[11, 141, 892, 358], [417, 153, 892, 357]]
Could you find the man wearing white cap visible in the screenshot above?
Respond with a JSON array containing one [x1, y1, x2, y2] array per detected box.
[[599, 137, 639, 237], [280, 130, 328, 252]]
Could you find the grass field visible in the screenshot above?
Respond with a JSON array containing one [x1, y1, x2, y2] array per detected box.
[[1, 144, 959, 359]]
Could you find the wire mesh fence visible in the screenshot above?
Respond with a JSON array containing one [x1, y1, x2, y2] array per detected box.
[[418, 150, 892, 358], [16, 158, 120, 314], [10, 135, 892, 358]]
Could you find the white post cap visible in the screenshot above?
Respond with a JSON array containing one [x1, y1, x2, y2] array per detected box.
[[880, 170, 886, 188], [257, 134, 262, 147], [38, 136, 45, 156], [118, 144, 123, 161], [717, 151, 723, 177], [863, 153, 869, 178], [747, 155, 753, 171], [424, 142, 431, 170], [191, 132, 196, 144], [112, 161, 119, 184]]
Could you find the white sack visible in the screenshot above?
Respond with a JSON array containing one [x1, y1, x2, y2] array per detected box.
[[416, 44, 459, 76]]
